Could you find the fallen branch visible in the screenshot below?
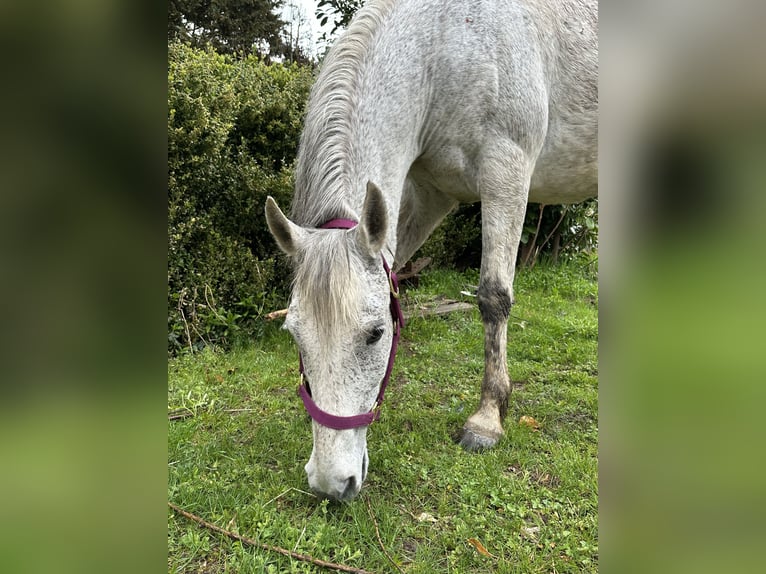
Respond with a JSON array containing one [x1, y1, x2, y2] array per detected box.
[[168, 408, 195, 421], [168, 502, 376, 574], [404, 300, 473, 320], [364, 496, 404, 574]]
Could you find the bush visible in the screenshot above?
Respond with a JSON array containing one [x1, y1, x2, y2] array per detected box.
[[168, 42, 313, 353], [417, 199, 598, 270], [416, 203, 483, 269], [519, 199, 599, 268]]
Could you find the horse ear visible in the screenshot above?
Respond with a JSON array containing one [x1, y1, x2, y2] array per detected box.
[[359, 181, 388, 256], [265, 196, 304, 256]]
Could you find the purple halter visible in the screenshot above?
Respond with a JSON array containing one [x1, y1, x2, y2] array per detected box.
[[297, 218, 405, 430]]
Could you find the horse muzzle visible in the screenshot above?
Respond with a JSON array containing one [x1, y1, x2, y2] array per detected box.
[[305, 448, 369, 502]]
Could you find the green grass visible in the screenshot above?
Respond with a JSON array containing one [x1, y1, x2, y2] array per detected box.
[[168, 263, 598, 573]]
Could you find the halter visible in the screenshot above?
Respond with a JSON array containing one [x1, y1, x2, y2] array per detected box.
[[297, 218, 405, 430]]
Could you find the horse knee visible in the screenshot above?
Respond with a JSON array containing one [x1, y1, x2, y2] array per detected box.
[[477, 278, 512, 324]]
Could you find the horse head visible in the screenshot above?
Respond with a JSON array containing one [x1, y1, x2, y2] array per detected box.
[[265, 183, 399, 501]]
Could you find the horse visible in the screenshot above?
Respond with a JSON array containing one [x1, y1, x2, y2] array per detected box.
[[265, 0, 597, 501]]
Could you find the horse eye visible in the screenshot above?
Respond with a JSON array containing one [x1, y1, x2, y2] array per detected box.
[[366, 325, 384, 345]]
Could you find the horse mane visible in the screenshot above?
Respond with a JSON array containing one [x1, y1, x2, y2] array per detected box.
[[291, 0, 398, 227], [293, 230, 364, 341]]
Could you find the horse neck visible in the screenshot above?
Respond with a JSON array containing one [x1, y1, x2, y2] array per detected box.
[[292, 3, 428, 261]]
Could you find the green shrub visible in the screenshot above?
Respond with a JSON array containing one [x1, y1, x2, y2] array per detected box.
[[519, 199, 599, 268], [167, 42, 313, 353], [417, 199, 598, 270], [416, 203, 483, 269]]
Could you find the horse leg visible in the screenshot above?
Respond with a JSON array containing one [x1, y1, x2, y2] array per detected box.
[[460, 145, 531, 451], [393, 177, 457, 270]]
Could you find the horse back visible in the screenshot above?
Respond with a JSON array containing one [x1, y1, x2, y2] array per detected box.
[[402, 0, 598, 204]]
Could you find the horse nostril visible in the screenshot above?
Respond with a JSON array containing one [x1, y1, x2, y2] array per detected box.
[[341, 476, 358, 500]]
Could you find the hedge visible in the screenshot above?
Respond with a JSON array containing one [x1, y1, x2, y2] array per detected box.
[[168, 42, 313, 352]]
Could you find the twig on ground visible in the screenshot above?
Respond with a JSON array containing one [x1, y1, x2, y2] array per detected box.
[[294, 524, 308, 553], [264, 487, 314, 506], [364, 495, 405, 574], [404, 300, 473, 320], [168, 502, 376, 574], [168, 408, 195, 421]]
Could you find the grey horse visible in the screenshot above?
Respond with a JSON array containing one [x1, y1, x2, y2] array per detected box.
[[266, 0, 597, 501]]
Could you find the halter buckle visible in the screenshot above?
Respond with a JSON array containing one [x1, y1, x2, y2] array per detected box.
[[388, 271, 400, 299], [299, 372, 311, 397]]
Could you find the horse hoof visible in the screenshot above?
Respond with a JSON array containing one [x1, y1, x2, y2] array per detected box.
[[459, 425, 502, 451]]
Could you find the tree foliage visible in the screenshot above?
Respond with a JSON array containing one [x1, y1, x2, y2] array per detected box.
[[168, 0, 286, 57], [168, 42, 313, 352], [315, 0, 365, 41]]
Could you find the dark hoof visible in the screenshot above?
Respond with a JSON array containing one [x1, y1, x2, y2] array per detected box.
[[458, 426, 501, 452]]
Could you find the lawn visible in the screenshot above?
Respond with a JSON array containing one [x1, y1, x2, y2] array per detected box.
[[168, 263, 598, 573]]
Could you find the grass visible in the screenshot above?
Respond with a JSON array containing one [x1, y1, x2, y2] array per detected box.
[[168, 262, 598, 573]]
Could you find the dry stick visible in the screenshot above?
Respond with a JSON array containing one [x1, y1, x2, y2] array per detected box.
[[204, 283, 226, 323], [168, 409, 195, 421], [522, 204, 546, 268], [364, 496, 405, 574], [537, 206, 569, 256], [168, 502, 376, 574], [405, 301, 474, 320], [177, 291, 193, 353], [560, 226, 589, 255], [264, 308, 289, 321], [188, 287, 211, 349]]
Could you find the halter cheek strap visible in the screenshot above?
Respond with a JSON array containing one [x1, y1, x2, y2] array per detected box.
[[296, 218, 405, 430]]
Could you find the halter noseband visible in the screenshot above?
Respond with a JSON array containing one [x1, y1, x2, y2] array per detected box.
[[297, 218, 405, 430]]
